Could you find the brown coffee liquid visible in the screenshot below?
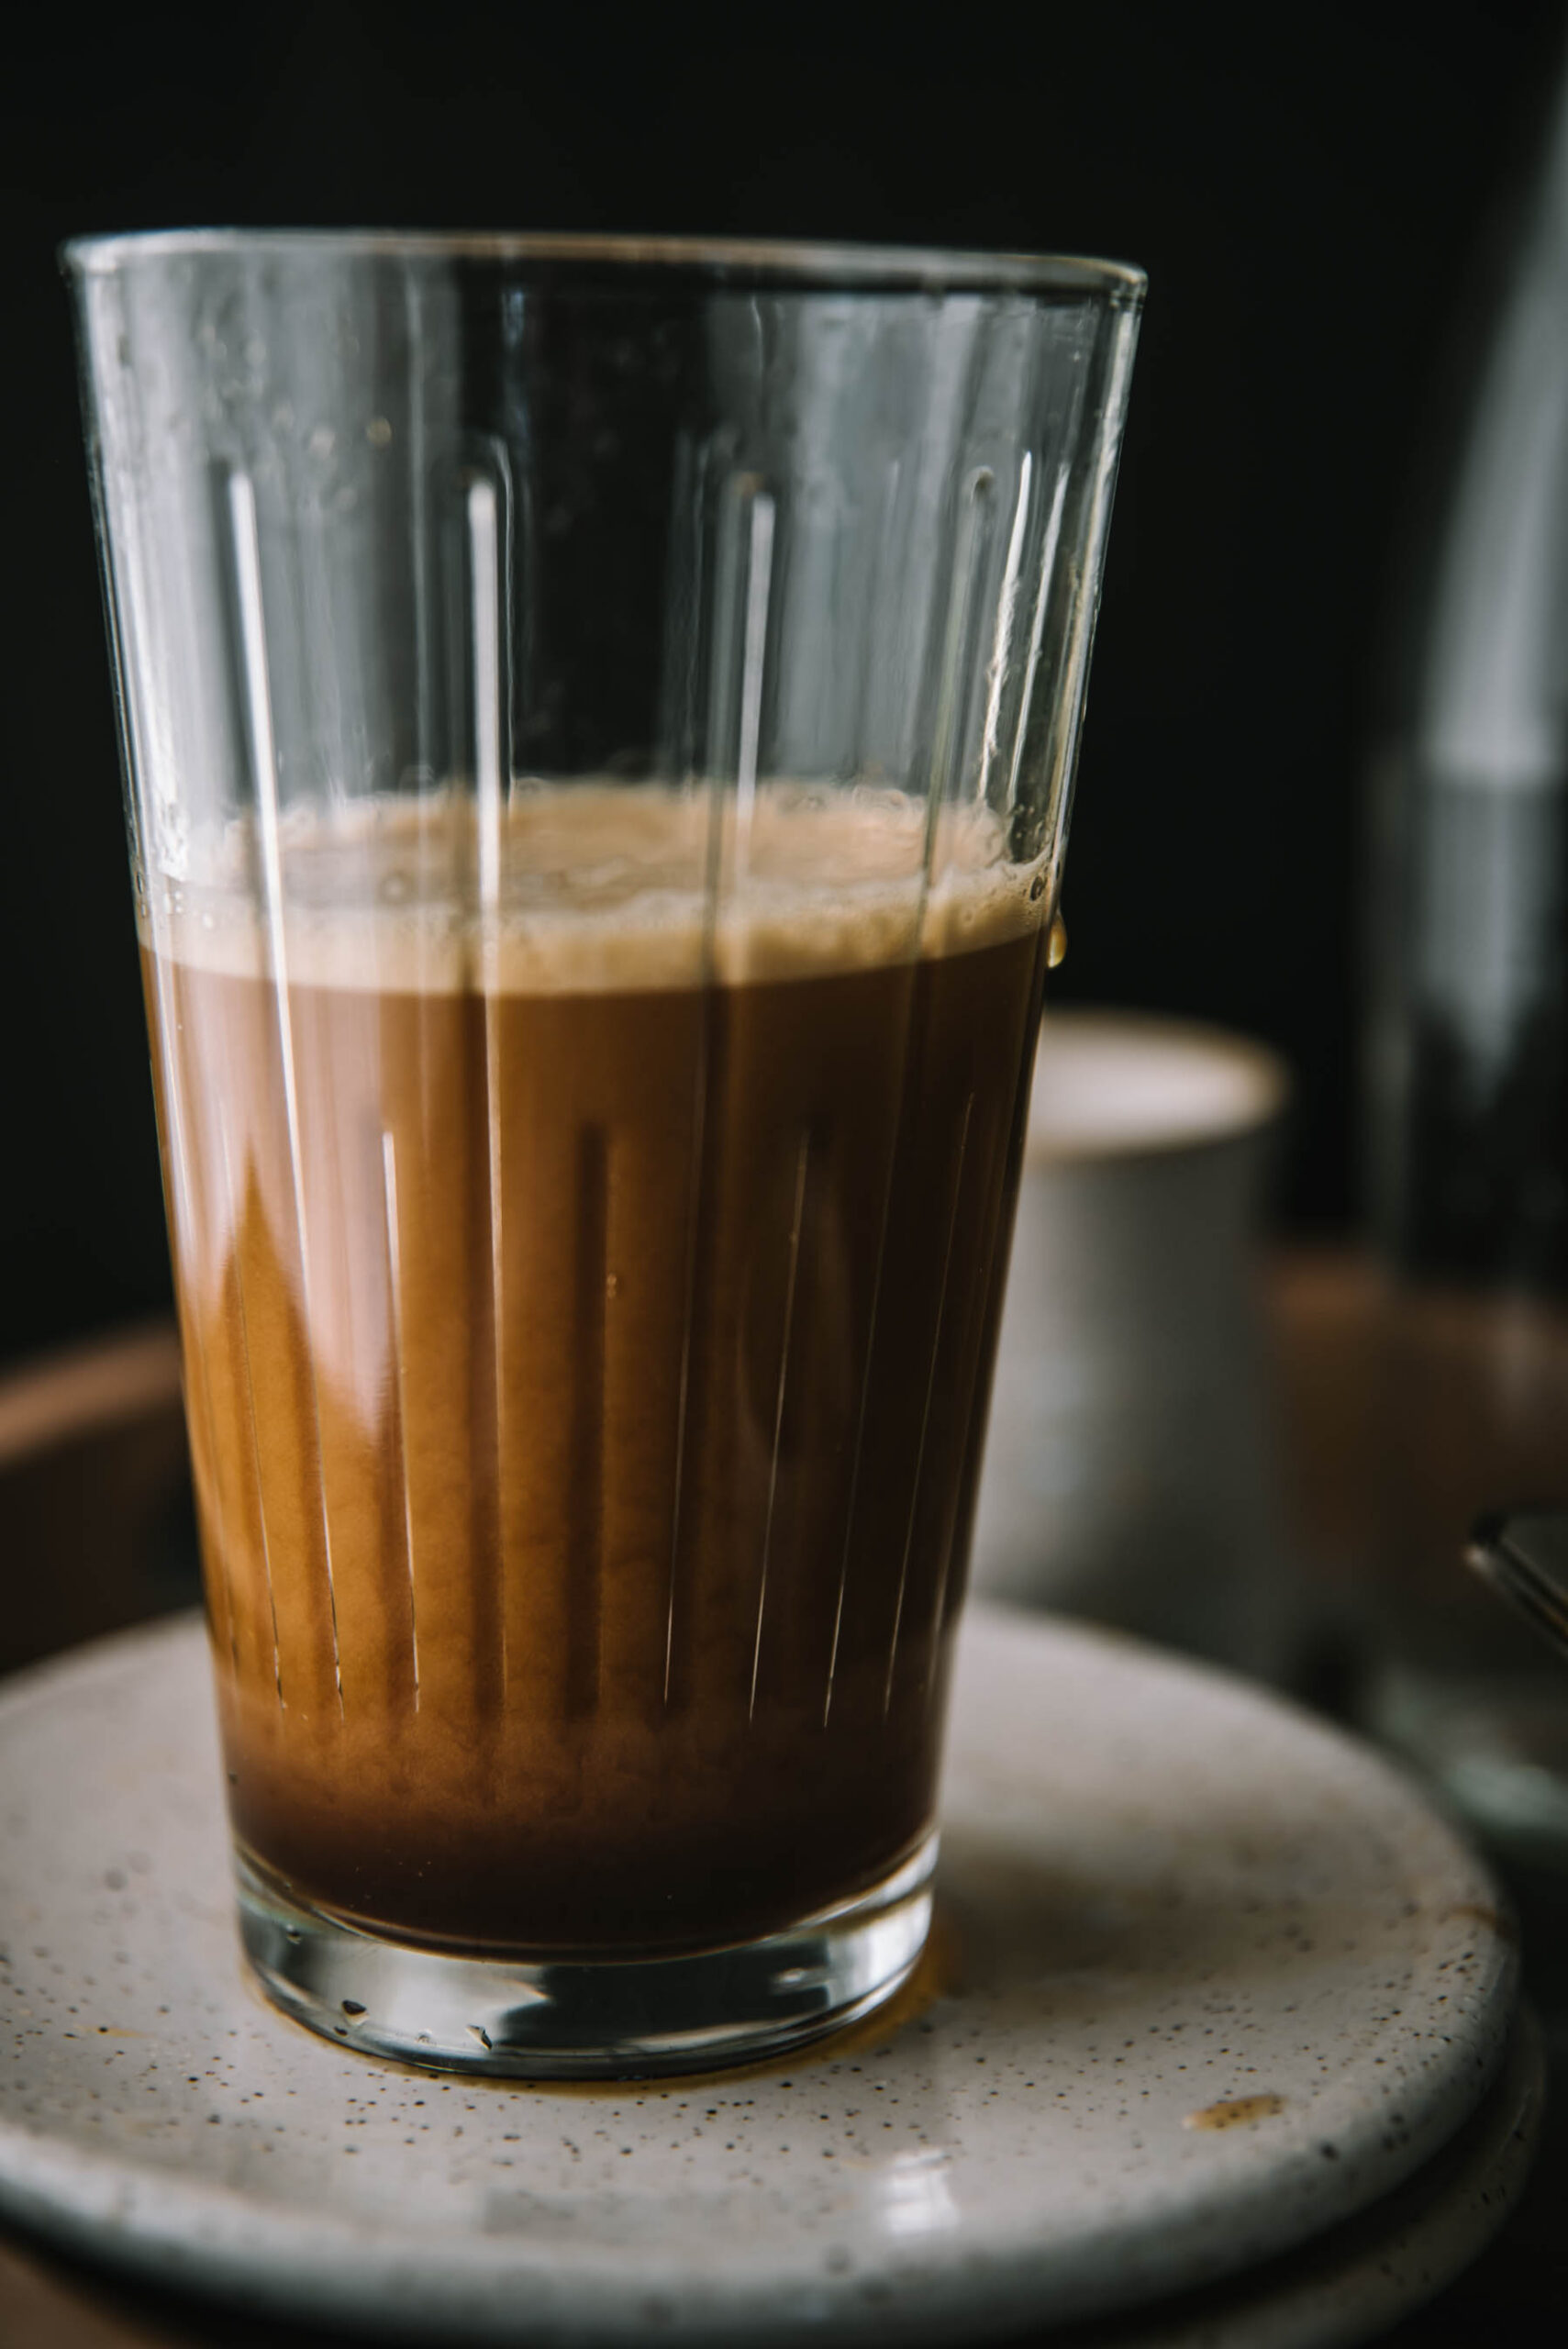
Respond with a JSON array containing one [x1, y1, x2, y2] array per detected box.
[[142, 787, 1047, 1954]]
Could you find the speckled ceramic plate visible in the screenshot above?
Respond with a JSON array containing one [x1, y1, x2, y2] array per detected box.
[[0, 1606, 1526, 2344], [1080, 2010, 1540, 2349]]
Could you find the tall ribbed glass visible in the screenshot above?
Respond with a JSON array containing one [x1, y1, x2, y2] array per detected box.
[[66, 233, 1142, 2074]]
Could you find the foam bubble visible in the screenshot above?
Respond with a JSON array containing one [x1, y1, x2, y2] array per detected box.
[[140, 782, 1049, 994]]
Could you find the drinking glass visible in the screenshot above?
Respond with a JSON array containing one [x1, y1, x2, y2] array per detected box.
[[66, 232, 1142, 2074]]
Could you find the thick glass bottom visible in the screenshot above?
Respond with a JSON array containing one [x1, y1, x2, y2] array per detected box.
[[235, 1833, 937, 2078]]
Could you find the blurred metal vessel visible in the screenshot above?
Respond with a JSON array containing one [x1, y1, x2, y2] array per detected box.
[[1364, 49, 1568, 1866]]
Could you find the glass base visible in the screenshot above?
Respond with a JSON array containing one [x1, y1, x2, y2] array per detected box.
[[236, 1834, 937, 2078]]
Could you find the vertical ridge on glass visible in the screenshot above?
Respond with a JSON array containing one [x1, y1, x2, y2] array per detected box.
[[226, 466, 344, 1719]]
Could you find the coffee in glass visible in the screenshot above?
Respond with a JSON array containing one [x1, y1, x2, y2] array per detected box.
[[68, 233, 1142, 2072]]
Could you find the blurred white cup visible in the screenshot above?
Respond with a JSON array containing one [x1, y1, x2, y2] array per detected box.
[[971, 1009, 1295, 1677]]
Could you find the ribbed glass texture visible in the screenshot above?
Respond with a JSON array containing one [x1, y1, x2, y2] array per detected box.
[[67, 233, 1141, 2007]]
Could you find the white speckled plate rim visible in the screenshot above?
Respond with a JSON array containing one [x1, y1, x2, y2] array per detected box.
[[0, 1605, 1522, 2343]]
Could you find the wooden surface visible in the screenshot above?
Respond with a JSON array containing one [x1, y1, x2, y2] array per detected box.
[[0, 1256, 1563, 2345], [0, 1319, 190, 1677]]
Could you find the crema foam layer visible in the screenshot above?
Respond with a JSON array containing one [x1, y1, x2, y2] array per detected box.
[[139, 782, 1047, 994]]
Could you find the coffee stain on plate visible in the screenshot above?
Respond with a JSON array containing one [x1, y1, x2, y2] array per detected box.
[[1183, 2091, 1287, 2132], [1439, 1900, 1517, 1943]]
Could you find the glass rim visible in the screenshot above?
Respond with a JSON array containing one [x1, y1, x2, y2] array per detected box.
[[61, 227, 1146, 306]]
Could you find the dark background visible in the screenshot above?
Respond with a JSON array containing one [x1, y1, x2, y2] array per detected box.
[[1, 0, 1562, 1372]]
